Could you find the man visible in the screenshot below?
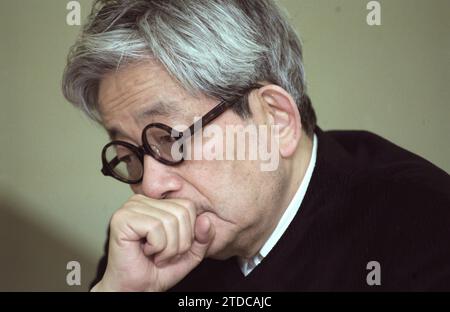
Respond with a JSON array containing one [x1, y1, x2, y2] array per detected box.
[[62, 0, 450, 291]]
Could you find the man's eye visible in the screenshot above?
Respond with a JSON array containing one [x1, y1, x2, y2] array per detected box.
[[160, 135, 176, 144], [118, 154, 132, 163]]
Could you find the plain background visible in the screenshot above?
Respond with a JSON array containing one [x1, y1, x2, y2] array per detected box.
[[0, 0, 448, 291]]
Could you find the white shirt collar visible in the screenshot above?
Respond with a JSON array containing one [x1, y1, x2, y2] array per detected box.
[[238, 134, 318, 276]]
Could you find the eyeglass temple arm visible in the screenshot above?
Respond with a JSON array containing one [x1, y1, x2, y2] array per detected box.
[[181, 83, 265, 141], [184, 99, 231, 136], [101, 156, 121, 175]]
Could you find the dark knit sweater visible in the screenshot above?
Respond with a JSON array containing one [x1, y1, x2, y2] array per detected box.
[[94, 127, 450, 291]]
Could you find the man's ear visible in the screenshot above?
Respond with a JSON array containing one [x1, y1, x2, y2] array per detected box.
[[257, 85, 302, 158]]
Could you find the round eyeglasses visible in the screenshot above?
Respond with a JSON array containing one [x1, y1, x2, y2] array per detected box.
[[101, 123, 184, 184]]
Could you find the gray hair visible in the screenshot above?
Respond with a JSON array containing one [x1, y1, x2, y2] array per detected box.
[[62, 0, 316, 135]]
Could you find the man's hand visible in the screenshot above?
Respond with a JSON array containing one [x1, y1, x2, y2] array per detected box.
[[91, 194, 215, 292]]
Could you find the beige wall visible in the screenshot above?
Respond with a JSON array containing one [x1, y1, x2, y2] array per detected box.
[[0, 0, 448, 291]]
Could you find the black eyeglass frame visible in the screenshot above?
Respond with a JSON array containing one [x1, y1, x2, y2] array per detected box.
[[101, 83, 264, 184]]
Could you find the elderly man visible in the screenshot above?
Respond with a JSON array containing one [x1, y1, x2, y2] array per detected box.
[[62, 0, 450, 291]]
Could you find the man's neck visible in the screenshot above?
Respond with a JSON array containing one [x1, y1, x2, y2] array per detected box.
[[241, 132, 314, 259]]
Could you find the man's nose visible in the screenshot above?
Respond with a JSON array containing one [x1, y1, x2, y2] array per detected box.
[[139, 155, 183, 199]]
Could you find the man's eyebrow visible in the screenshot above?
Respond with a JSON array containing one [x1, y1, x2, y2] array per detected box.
[[106, 127, 128, 141], [105, 101, 186, 140], [134, 100, 184, 122]]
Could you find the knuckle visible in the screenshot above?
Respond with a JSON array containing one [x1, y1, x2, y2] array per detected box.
[[172, 199, 195, 211], [129, 194, 146, 202], [150, 219, 164, 233], [171, 201, 195, 224], [183, 200, 196, 213], [122, 200, 138, 211], [110, 209, 126, 228], [179, 239, 191, 254], [163, 214, 178, 229], [172, 206, 190, 224], [147, 219, 166, 250]]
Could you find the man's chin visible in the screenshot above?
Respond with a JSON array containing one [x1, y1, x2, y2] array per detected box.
[[204, 230, 236, 260], [200, 211, 240, 260], [206, 248, 234, 261]]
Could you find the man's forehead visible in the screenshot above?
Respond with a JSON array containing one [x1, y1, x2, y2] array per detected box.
[[97, 61, 196, 136], [98, 60, 175, 114]]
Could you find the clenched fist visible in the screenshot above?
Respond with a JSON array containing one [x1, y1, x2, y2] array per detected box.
[[91, 194, 215, 292]]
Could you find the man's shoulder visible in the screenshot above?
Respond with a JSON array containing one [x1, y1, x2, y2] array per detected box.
[[317, 128, 449, 243], [322, 128, 449, 200], [322, 129, 448, 183], [316, 129, 450, 290]]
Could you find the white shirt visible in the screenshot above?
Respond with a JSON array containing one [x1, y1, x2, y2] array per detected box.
[[238, 134, 318, 276]]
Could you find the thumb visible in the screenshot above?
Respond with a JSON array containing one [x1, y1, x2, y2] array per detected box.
[[188, 214, 215, 262], [154, 215, 215, 289]]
